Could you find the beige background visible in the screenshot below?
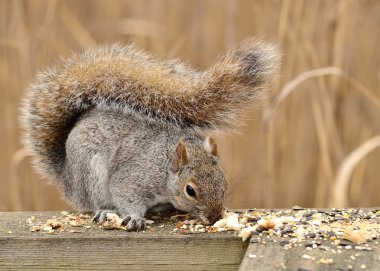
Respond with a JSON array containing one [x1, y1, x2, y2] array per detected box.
[[1, 0, 380, 211]]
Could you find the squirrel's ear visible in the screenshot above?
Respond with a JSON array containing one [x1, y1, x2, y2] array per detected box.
[[204, 137, 218, 156], [173, 141, 188, 173]]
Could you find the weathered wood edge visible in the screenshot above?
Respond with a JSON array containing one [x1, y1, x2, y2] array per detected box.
[[0, 211, 247, 271]]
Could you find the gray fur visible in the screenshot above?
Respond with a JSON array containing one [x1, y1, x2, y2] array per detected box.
[[20, 40, 279, 230], [63, 107, 226, 229]]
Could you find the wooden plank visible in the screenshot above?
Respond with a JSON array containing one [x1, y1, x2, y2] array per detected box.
[[238, 208, 380, 271], [239, 237, 379, 271], [2, 209, 380, 270], [0, 212, 247, 270]]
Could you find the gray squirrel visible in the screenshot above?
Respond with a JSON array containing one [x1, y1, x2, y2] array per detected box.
[[21, 39, 279, 230]]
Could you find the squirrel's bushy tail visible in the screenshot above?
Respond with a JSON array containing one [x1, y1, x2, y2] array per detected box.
[[21, 39, 280, 178]]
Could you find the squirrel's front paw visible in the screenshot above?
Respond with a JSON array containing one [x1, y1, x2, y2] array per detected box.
[[121, 215, 146, 231], [93, 209, 118, 223]]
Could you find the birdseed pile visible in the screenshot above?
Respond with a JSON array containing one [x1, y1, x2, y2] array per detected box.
[[27, 207, 380, 253]]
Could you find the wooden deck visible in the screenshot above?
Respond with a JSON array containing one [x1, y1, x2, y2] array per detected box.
[[239, 236, 378, 271], [0, 210, 379, 270]]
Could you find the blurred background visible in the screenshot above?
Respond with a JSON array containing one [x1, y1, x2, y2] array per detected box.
[[1, 0, 380, 211]]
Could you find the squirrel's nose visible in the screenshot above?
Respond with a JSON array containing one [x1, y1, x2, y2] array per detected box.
[[207, 212, 223, 225], [207, 216, 219, 225]]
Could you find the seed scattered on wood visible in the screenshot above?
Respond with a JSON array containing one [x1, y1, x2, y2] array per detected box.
[[319, 258, 333, 265], [342, 230, 369, 244]]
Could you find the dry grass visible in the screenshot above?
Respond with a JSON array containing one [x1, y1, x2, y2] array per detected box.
[[331, 135, 380, 208], [1, 0, 380, 211]]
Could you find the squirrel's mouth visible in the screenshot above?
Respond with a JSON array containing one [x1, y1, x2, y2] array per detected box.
[[170, 199, 214, 225], [198, 210, 224, 225], [195, 214, 210, 225], [191, 209, 224, 225]]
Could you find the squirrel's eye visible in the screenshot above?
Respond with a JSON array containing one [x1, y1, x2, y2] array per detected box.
[[185, 184, 197, 198]]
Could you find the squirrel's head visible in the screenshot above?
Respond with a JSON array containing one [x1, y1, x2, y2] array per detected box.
[[168, 137, 227, 225]]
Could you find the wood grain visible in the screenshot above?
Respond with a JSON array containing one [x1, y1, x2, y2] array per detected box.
[[239, 237, 380, 271], [0, 212, 247, 270], [1, 210, 380, 270]]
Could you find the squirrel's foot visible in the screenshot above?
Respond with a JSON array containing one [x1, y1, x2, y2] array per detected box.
[[121, 215, 146, 231], [93, 209, 118, 223]]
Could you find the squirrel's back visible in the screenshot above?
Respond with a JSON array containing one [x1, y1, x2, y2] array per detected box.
[[21, 40, 279, 179]]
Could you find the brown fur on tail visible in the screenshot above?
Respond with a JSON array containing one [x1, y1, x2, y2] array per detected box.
[[21, 39, 280, 178]]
